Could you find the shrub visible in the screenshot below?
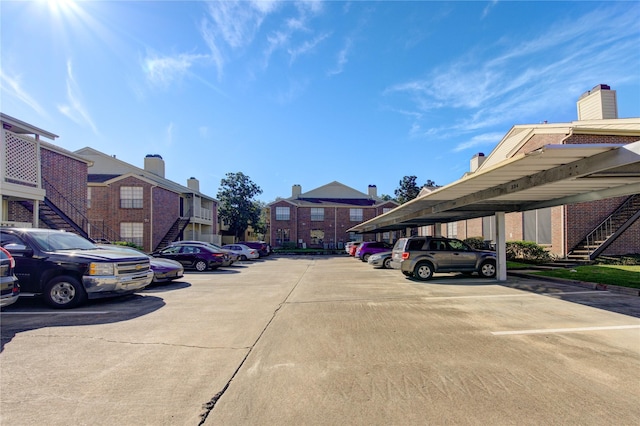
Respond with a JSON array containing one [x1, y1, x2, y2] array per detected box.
[[505, 241, 554, 263], [113, 241, 144, 251], [464, 237, 486, 250]]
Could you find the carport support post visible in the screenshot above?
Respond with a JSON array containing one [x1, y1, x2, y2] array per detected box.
[[495, 212, 507, 281]]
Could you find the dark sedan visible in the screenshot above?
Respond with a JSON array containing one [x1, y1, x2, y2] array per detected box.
[[153, 245, 225, 272]]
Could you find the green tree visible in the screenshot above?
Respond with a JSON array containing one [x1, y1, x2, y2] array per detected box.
[[394, 175, 421, 204], [217, 172, 263, 240], [394, 176, 439, 204], [252, 201, 269, 240]]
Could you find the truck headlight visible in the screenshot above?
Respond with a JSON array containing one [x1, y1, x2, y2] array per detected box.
[[89, 262, 116, 276]]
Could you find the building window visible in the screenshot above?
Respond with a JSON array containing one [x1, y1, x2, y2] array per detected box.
[[120, 186, 143, 209], [121, 222, 143, 247], [275, 206, 290, 220], [383, 208, 392, 214], [447, 222, 458, 238], [310, 208, 324, 221], [524, 208, 551, 245], [276, 228, 290, 245], [310, 229, 324, 245], [350, 208, 363, 222]]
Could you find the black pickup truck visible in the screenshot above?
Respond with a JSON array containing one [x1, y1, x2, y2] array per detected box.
[[0, 228, 153, 308]]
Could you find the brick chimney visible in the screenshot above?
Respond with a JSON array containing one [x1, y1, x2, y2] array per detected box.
[[144, 154, 165, 178], [368, 184, 377, 198]]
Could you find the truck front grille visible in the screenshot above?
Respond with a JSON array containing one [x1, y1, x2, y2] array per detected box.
[[116, 260, 151, 275]]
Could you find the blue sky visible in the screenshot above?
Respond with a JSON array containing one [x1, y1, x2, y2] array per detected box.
[[2, 1, 639, 203]]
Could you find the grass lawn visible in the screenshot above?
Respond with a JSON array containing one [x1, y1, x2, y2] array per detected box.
[[506, 261, 535, 270], [532, 265, 640, 288]]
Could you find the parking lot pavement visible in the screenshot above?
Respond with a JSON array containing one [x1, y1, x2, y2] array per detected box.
[[2, 256, 639, 425]]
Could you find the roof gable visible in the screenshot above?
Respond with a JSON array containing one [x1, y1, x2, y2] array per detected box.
[[297, 181, 369, 200], [477, 118, 640, 172], [75, 147, 216, 201]]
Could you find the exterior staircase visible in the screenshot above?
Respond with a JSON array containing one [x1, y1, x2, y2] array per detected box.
[[17, 176, 122, 243], [155, 217, 190, 251], [18, 199, 87, 237], [567, 194, 640, 261]]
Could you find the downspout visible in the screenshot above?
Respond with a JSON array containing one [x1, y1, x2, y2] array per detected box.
[[150, 185, 156, 251]]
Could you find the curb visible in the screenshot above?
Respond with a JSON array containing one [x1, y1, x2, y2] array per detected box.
[[508, 271, 640, 297]]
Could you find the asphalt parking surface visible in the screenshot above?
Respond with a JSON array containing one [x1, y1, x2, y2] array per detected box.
[[1, 256, 639, 425]]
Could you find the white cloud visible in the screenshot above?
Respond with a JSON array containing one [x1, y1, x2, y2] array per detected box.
[[143, 52, 207, 88], [385, 5, 640, 138], [287, 32, 331, 65], [0, 70, 49, 118], [57, 60, 99, 135], [452, 132, 504, 153], [327, 37, 352, 76]]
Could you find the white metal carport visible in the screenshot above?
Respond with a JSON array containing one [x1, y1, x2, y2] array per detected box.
[[348, 142, 640, 281]]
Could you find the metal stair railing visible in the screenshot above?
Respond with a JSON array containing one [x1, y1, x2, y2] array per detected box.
[[574, 194, 640, 260], [41, 176, 122, 243]]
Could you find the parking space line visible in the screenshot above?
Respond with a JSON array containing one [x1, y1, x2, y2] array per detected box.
[[424, 290, 614, 300], [492, 325, 640, 336]]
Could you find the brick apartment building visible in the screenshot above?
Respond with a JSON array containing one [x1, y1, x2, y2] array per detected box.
[[269, 182, 398, 249], [418, 85, 640, 260], [74, 148, 219, 252], [1, 114, 219, 252], [1, 113, 92, 235]]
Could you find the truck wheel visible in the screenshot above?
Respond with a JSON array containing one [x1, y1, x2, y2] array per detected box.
[[413, 262, 434, 281], [479, 260, 496, 278], [195, 260, 208, 272], [44, 276, 87, 309]]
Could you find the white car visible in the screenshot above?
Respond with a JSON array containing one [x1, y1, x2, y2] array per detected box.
[[222, 244, 260, 260], [367, 251, 392, 269]]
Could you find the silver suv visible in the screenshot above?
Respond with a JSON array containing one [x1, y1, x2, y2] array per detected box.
[[390, 237, 496, 280]]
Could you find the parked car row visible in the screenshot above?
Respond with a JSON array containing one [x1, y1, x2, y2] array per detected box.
[[152, 241, 266, 271], [0, 227, 270, 310], [354, 237, 497, 280]]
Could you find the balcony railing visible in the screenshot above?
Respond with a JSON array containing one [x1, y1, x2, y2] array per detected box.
[[2, 130, 41, 188]]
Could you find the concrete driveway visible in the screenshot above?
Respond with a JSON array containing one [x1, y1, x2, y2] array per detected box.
[[1, 256, 639, 425]]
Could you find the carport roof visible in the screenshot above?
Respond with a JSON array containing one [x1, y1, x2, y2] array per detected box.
[[349, 141, 640, 233]]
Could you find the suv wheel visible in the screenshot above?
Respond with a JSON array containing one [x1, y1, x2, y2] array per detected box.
[[479, 260, 496, 278], [413, 262, 434, 281], [44, 276, 87, 309], [195, 260, 208, 272]]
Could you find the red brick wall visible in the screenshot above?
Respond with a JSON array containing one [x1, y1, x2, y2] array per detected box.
[[270, 201, 297, 246], [152, 187, 180, 250], [566, 197, 636, 255], [514, 133, 639, 256], [269, 201, 395, 248], [40, 147, 88, 217], [87, 176, 181, 251]]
